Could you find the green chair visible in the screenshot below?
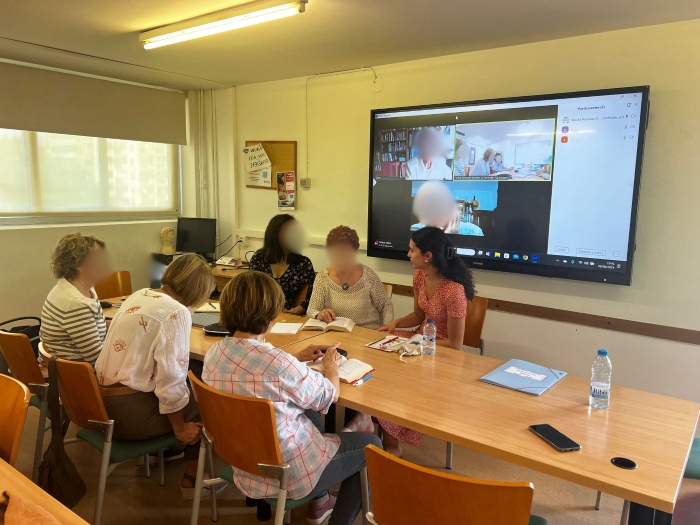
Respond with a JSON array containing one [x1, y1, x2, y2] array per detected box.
[[685, 438, 700, 480], [188, 371, 369, 525], [218, 463, 368, 519], [55, 359, 179, 525]]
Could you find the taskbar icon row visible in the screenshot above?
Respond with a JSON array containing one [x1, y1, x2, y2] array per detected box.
[[457, 248, 539, 263]]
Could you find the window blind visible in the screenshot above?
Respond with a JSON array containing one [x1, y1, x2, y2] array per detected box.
[[0, 62, 186, 145]]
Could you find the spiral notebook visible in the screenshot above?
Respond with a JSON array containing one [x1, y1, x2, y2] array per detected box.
[[479, 359, 566, 396]]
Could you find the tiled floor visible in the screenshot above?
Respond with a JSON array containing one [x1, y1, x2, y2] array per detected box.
[[12, 407, 700, 524]]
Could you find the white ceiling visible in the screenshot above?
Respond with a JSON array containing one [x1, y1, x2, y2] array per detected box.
[[2, 0, 700, 91]]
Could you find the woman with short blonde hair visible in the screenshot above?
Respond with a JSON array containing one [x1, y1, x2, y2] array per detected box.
[[204, 271, 381, 525], [95, 253, 218, 499], [40, 232, 113, 364]]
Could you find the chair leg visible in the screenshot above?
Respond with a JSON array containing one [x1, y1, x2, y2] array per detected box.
[[94, 441, 112, 525], [207, 441, 218, 522], [445, 442, 453, 469], [283, 509, 292, 525], [144, 454, 151, 478], [273, 488, 288, 525], [158, 450, 165, 486], [620, 500, 630, 525], [360, 466, 370, 525], [189, 439, 208, 525], [595, 490, 602, 510], [32, 400, 48, 483]]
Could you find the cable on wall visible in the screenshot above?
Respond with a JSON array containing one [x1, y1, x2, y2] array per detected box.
[[304, 66, 383, 183]]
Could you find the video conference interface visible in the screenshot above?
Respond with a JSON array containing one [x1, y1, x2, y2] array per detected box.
[[369, 91, 645, 274]]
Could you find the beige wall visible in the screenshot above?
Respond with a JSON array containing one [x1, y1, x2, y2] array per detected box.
[[0, 221, 174, 323], [232, 20, 700, 403]]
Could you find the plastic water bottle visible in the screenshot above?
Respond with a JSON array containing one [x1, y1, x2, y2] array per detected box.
[[589, 349, 612, 409], [422, 319, 437, 355]]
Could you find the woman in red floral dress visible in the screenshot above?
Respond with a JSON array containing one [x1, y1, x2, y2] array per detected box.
[[378, 227, 476, 457]]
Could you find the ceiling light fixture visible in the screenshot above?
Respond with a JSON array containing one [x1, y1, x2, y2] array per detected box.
[[140, 0, 308, 50]]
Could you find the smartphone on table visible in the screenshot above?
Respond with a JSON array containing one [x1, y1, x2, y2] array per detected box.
[[529, 424, 581, 452], [321, 348, 348, 358]]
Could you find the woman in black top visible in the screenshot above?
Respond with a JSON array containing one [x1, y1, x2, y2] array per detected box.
[[249, 214, 315, 315]]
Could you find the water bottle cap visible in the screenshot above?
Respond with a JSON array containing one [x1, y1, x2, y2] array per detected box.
[[598, 349, 608, 356], [427, 319, 435, 324]]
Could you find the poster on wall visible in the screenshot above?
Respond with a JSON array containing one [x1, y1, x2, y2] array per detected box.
[[243, 143, 272, 172], [243, 143, 273, 187], [246, 168, 272, 187], [277, 171, 296, 210]]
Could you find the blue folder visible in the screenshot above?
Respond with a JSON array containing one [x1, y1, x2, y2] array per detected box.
[[479, 359, 567, 396]]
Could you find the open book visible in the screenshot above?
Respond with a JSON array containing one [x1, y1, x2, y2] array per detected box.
[[302, 317, 355, 333], [308, 357, 374, 384]]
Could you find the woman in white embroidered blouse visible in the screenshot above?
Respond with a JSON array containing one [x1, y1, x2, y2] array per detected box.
[[307, 226, 393, 329], [95, 254, 217, 500]]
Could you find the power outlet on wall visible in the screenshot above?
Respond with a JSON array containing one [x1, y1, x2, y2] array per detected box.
[[300, 178, 312, 188]]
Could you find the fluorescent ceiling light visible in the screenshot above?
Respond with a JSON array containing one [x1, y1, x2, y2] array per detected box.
[[140, 0, 308, 50]]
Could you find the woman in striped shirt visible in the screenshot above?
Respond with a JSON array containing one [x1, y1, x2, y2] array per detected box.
[[40, 233, 113, 365]]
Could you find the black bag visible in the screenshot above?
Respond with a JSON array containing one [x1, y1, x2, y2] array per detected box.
[[37, 357, 87, 508]]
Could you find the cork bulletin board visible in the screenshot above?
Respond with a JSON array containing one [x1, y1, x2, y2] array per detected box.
[[245, 140, 297, 189]]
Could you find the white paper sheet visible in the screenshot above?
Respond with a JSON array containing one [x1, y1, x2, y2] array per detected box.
[[270, 322, 303, 335]]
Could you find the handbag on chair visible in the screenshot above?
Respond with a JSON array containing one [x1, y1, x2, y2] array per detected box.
[[37, 357, 87, 509]]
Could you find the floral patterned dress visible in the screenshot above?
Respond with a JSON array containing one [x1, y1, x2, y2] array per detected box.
[[249, 252, 316, 312], [378, 270, 467, 446]]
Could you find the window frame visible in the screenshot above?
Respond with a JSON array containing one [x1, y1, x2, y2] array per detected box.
[[0, 130, 180, 226]]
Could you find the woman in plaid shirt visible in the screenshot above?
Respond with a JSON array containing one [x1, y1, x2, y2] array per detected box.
[[203, 271, 380, 525]]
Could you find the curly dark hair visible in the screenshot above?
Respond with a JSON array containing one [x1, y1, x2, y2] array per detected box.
[[326, 226, 360, 250], [50, 233, 106, 280]]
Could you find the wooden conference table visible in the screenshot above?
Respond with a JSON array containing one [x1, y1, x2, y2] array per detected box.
[[0, 459, 88, 525], [104, 298, 699, 522], [284, 326, 699, 523]]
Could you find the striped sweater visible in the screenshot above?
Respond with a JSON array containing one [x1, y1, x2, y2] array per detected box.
[[40, 278, 107, 365]]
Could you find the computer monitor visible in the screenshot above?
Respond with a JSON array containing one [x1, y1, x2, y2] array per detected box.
[[176, 218, 217, 254]]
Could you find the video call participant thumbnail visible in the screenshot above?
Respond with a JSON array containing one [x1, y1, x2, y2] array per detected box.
[[406, 127, 453, 181]]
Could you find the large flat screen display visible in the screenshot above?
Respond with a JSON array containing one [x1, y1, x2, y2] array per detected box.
[[367, 86, 650, 285]]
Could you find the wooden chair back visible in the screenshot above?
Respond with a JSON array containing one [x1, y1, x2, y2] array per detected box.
[[294, 283, 310, 308], [463, 296, 488, 349], [0, 374, 30, 465], [0, 332, 46, 386], [189, 372, 283, 476], [364, 444, 534, 525], [383, 284, 393, 300], [95, 271, 132, 299], [55, 359, 109, 429]]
